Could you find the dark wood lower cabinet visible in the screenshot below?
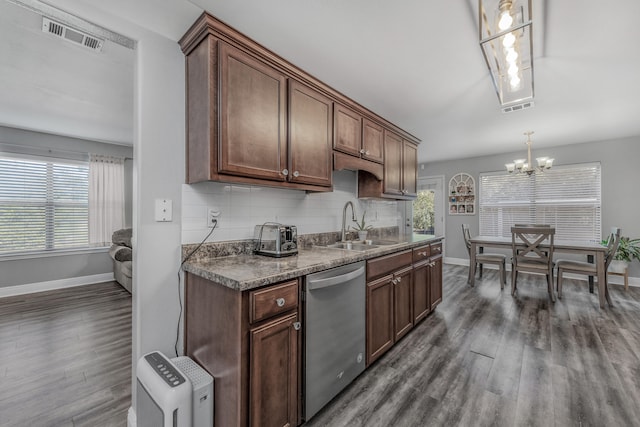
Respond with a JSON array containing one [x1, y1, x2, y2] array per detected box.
[[412, 260, 430, 323], [366, 276, 394, 366], [393, 267, 413, 341], [250, 312, 299, 427], [430, 255, 443, 310], [185, 273, 300, 427], [366, 242, 444, 366]]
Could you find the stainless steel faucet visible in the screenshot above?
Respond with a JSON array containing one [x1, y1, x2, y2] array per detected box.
[[341, 201, 357, 242]]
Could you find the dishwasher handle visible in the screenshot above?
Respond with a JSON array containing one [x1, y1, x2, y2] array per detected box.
[[307, 266, 365, 291]]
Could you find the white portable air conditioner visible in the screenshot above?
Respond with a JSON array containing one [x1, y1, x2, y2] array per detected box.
[[136, 351, 213, 427]]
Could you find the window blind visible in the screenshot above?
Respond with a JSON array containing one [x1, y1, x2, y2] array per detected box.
[[0, 154, 89, 254], [479, 163, 601, 241]]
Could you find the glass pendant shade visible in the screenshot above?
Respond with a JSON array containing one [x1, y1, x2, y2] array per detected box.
[[479, 0, 534, 107]]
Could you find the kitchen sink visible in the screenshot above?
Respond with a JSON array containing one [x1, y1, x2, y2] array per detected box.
[[365, 239, 400, 246], [323, 242, 379, 251]]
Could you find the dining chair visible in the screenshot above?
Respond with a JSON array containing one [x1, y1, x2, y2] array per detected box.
[[511, 226, 556, 301], [462, 224, 506, 288], [556, 227, 621, 299]]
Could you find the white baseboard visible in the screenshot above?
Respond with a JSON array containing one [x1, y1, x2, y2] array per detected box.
[[443, 257, 639, 288], [127, 406, 136, 427], [0, 273, 115, 298]]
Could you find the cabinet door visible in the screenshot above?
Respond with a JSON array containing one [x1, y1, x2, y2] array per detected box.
[[362, 118, 384, 164], [288, 80, 333, 187], [429, 255, 443, 310], [250, 312, 299, 427], [383, 130, 403, 196], [393, 267, 413, 341], [402, 141, 418, 197], [366, 276, 394, 366], [219, 42, 287, 181], [413, 261, 430, 323], [333, 103, 362, 157]]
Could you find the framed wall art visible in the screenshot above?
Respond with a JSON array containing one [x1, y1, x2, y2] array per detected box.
[[448, 172, 475, 215]]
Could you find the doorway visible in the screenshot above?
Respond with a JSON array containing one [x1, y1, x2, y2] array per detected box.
[[413, 175, 445, 237]]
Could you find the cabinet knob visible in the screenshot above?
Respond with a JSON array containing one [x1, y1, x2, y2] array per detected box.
[[293, 170, 300, 177], [293, 321, 301, 330], [281, 169, 289, 176], [276, 298, 285, 307]]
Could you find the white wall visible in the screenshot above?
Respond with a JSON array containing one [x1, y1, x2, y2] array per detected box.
[[182, 170, 400, 243]]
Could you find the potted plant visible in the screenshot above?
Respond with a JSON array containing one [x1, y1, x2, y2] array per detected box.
[[352, 211, 373, 241], [602, 235, 640, 273]]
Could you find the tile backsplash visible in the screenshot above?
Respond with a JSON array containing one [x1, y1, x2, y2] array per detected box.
[[182, 170, 400, 243]]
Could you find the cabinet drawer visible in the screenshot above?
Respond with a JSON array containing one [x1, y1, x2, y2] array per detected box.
[[412, 245, 430, 263], [430, 242, 442, 257], [249, 280, 299, 324], [367, 250, 412, 281]]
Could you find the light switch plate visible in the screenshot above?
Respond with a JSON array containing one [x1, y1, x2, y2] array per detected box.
[[155, 199, 172, 222]]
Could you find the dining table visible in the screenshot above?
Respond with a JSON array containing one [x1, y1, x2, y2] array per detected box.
[[467, 235, 610, 308]]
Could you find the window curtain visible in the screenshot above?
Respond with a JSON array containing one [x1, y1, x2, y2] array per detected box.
[[89, 154, 125, 244]]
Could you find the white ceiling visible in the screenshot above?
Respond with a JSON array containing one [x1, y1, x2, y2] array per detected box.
[[2, 0, 640, 163]]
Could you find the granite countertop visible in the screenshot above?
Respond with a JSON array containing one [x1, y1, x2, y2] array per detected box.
[[182, 233, 444, 291]]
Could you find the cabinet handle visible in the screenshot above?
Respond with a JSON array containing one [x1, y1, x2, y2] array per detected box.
[[293, 322, 301, 331], [281, 169, 289, 176], [360, 148, 365, 154], [433, 247, 441, 252], [293, 170, 300, 177], [365, 150, 370, 155], [421, 251, 428, 256], [276, 298, 285, 307], [401, 189, 407, 195]]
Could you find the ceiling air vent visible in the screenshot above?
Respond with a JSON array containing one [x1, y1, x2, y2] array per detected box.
[[42, 17, 104, 52], [502, 101, 535, 114]]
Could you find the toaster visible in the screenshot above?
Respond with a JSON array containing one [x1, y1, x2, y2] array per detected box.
[[254, 224, 298, 257]]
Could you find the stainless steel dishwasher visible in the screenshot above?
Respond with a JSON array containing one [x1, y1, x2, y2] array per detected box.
[[303, 260, 366, 420]]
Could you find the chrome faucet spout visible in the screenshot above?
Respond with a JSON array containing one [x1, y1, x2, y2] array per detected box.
[[341, 201, 357, 242]]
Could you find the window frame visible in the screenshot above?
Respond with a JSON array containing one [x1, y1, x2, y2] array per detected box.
[[478, 162, 602, 242], [0, 152, 92, 257]]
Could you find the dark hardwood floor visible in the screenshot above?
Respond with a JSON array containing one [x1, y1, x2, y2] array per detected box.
[[2, 267, 639, 427], [305, 265, 640, 427], [0, 281, 131, 427]]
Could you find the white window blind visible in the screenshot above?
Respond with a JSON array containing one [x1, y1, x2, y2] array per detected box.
[[479, 163, 601, 241], [0, 153, 89, 254]]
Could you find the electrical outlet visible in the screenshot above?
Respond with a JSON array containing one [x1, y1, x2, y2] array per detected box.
[[207, 208, 220, 227]]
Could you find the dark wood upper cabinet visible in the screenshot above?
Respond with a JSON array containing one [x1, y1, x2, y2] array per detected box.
[[383, 130, 403, 196], [180, 12, 419, 194], [288, 80, 333, 187], [333, 105, 385, 173], [333, 103, 362, 157], [402, 140, 418, 197], [219, 42, 287, 181], [358, 130, 418, 200], [362, 118, 384, 164]]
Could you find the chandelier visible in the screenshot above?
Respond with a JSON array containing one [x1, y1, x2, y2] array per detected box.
[[505, 131, 553, 175], [479, 0, 534, 108]]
